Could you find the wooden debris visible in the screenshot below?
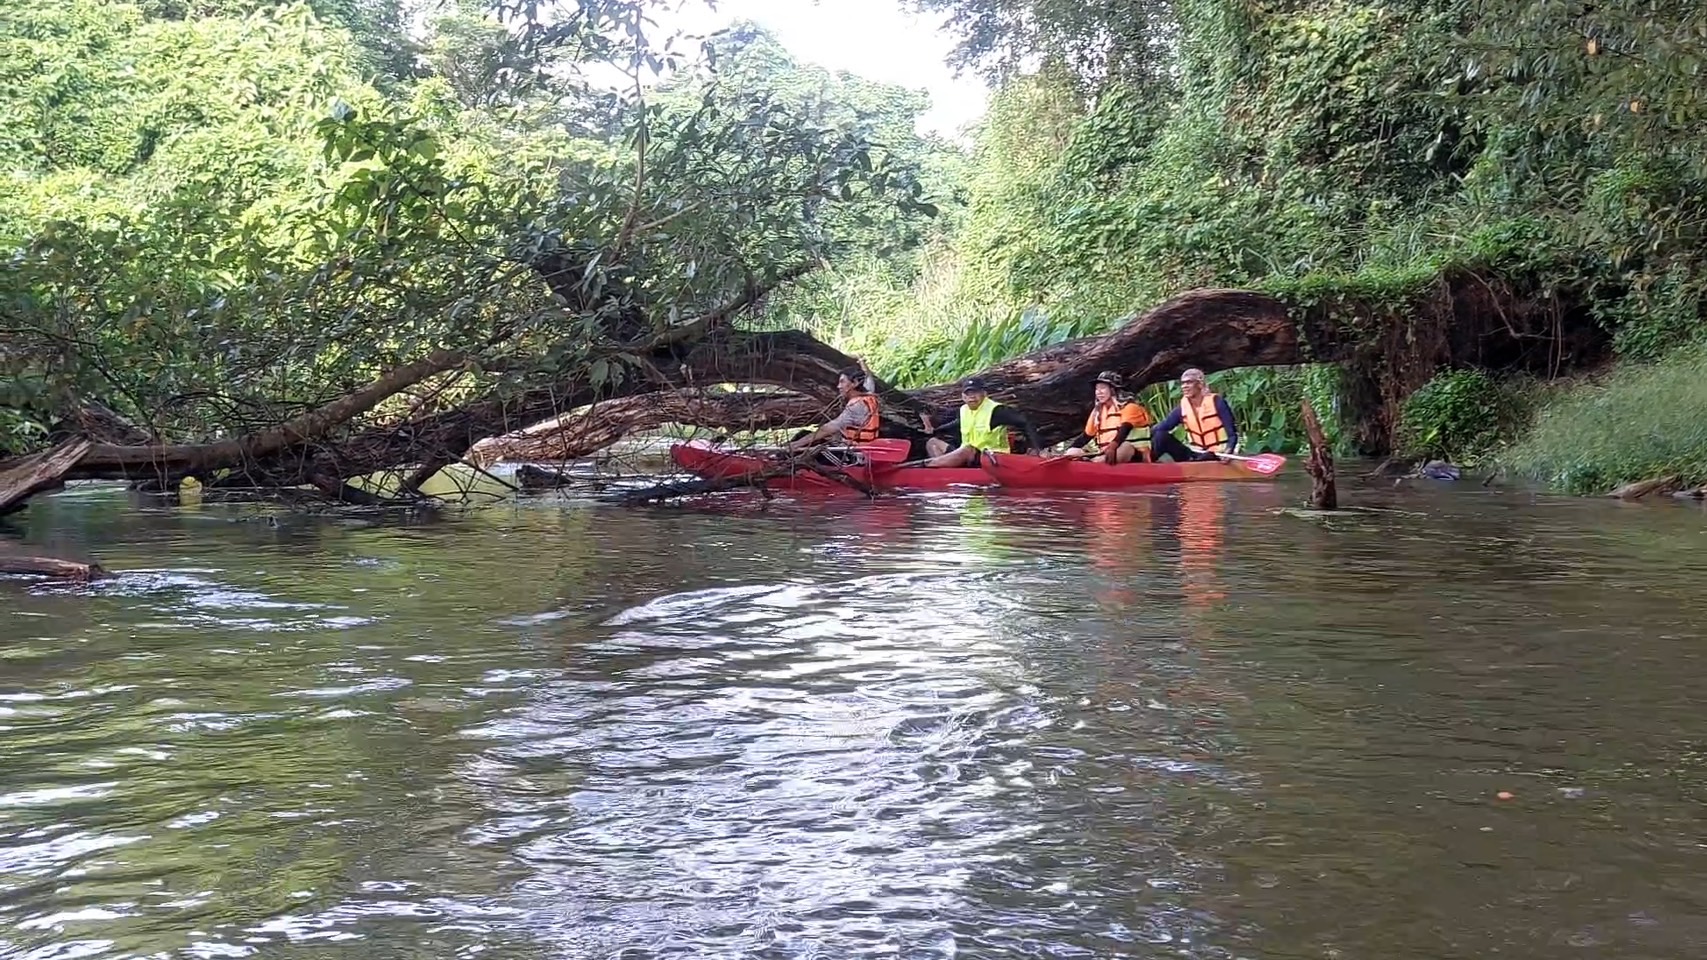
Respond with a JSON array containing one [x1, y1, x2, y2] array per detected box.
[[0, 439, 93, 516], [1606, 475, 1682, 500], [1301, 399, 1337, 511], [516, 464, 574, 489], [0, 554, 109, 581]]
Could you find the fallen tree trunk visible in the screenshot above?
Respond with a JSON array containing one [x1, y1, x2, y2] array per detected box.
[[1607, 476, 1682, 500], [2, 274, 1606, 513], [468, 390, 833, 465], [0, 554, 108, 580], [0, 440, 93, 516], [457, 288, 1322, 468]]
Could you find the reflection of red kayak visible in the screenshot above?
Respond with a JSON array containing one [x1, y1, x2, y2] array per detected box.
[[981, 451, 1285, 489]]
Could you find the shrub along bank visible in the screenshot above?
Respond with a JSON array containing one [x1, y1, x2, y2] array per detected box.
[[1501, 348, 1707, 497]]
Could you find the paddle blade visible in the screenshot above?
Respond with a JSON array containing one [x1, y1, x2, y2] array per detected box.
[[856, 438, 912, 464], [1235, 453, 1287, 475]]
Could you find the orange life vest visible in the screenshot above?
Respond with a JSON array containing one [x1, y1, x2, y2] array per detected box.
[[1085, 400, 1152, 451], [1180, 393, 1229, 453], [841, 394, 880, 443]]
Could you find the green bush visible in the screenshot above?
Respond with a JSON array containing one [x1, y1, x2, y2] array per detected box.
[[1395, 369, 1519, 465]]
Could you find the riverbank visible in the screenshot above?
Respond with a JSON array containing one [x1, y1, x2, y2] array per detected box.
[[1497, 345, 1707, 499]]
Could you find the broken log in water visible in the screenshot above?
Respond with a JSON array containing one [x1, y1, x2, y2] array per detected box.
[[0, 439, 93, 517], [516, 464, 574, 489], [0, 554, 109, 581], [1607, 476, 1682, 500], [607, 474, 770, 504], [1301, 400, 1337, 511]]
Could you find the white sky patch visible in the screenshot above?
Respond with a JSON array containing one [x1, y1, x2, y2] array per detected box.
[[650, 0, 990, 138]]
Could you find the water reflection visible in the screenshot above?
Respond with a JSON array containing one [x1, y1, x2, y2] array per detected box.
[[5, 481, 1707, 958]]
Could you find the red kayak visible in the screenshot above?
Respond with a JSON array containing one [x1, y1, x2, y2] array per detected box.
[[869, 464, 999, 491], [668, 442, 1284, 493], [668, 439, 910, 492], [981, 451, 1286, 490]]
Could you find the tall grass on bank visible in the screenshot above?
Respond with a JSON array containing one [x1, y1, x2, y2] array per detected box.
[[1502, 346, 1707, 494]]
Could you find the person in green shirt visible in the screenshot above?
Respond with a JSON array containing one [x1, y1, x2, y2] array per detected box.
[[921, 377, 1044, 467]]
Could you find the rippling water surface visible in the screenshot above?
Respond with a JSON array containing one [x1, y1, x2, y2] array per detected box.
[[5, 478, 1707, 959]]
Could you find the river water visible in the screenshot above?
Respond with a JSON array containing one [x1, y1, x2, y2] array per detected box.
[[4, 477, 1707, 959]]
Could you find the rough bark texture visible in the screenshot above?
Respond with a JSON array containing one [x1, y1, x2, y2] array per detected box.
[[0, 553, 108, 580], [468, 390, 833, 465], [0, 440, 93, 516], [1607, 475, 1682, 500], [1301, 400, 1337, 510]]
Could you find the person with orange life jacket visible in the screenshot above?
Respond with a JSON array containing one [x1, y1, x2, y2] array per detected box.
[[787, 362, 883, 451], [1149, 367, 1240, 462], [1056, 371, 1154, 465]]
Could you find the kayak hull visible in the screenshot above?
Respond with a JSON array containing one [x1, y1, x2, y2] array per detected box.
[[667, 443, 863, 492], [668, 443, 1284, 493], [668, 440, 910, 493], [869, 465, 998, 491], [982, 452, 1284, 490]]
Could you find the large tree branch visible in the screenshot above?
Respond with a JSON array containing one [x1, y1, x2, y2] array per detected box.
[[468, 389, 833, 465], [5, 276, 1604, 513]]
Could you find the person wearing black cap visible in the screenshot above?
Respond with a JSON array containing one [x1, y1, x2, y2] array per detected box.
[[1058, 371, 1153, 465], [921, 376, 1044, 467]]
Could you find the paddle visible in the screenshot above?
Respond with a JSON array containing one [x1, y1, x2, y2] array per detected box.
[[1215, 452, 1287, 475]]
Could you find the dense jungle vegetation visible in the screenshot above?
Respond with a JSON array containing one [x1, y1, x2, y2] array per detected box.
[[3, 0, 1705, 496]]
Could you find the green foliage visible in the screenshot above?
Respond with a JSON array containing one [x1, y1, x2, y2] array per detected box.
[[910, 0, 1176, 91], [1503, 347, 1707, 495], [1395, 369, 1519, 466], [801, 0, 1706, 477], [0, 0, 941, 455]]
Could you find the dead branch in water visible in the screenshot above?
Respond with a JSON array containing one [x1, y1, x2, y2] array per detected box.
[[1302, 400, 1337, 511], [0, 553, 109, 581], [1607, 475, 1682, 500]]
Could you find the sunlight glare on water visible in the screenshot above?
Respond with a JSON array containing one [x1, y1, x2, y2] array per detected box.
[[4, 480, 1707, 958]]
